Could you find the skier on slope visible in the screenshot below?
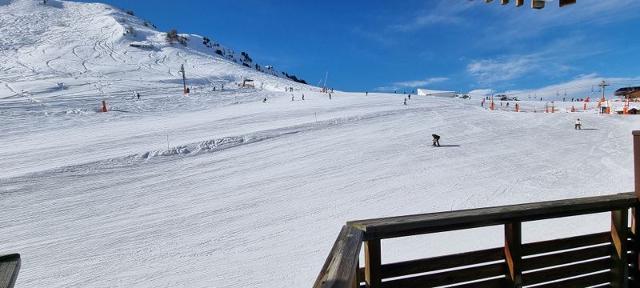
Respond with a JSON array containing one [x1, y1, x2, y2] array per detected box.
[[403, 98, 407, 105], [302, 94, 305, 100], [432, 134, 441, 147], [575, 119, 582, 130]]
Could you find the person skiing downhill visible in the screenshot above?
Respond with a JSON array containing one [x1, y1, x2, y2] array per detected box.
[[403, 98, 407, 105], [575, 119, 582, 130], [432, 134, 441, 147]]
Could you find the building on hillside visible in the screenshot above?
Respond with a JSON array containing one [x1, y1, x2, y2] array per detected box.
[[416, 89, 457, 97], [615, 86, 640, 100]]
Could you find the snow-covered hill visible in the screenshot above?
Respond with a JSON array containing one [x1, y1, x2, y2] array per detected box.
[[0, 0, 308, 101]]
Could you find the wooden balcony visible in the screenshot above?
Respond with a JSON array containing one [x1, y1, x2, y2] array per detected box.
[[313, 131, 640, 288]]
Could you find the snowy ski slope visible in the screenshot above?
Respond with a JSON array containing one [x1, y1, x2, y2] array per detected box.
[[2, 0, 640, 287]]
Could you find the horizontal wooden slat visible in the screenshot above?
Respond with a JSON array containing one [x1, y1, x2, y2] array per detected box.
[[523, 258, 610, 286], [0, 254, 21, 288], [445, 277, 506, 288], [313, 226, 364, 288], [349, 193, 636, 240], [380, 263, 505, 288], [522, 244, 611, 271], [529, 270, 610, 288], [378, 247, 504, 279], [522, 232, 611, 256]]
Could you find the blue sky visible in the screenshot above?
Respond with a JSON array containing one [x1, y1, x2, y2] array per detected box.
[[78, 0, 640, 97]]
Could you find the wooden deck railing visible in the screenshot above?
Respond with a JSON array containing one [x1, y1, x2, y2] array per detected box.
[[0, 254, 21, 288], [313, 131, 640, 288]]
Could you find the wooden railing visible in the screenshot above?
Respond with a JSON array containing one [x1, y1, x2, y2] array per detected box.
[[313, 131, 640, 288], [0, 254, 21, 288]]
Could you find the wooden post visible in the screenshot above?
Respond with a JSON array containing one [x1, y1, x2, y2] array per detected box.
[[634, 131, 640, 199], [364, 239, 381, 288], [505, 222, 522, 287], [611, 209, 629, 288], [632, 206, 640, 284], [352, 259, 360, 288], [632, 131, 640, 283]]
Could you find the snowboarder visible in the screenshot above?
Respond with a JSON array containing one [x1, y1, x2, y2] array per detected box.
[[432, 134, 441, 147], [403, 98, 407, 105], [575, 119, 582, 130]]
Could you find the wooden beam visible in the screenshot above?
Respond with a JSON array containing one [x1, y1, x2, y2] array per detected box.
[[515, 0, 524, 6], [364, 239, 381, 288], [504, 222, 522, 287], [313, 226, 364, 288], [375, 247, 503, 279], [528, 270, 609, 288], [522, 258, 610, 286], [522, 244, 611, 271], [611, 209, 629, 288], [522, 231, 610, 255], [559, 0, 577, 7], [634, 130, 640, 198], [349, 193, 637, 240], [379, 263, 505, 288], [632, 206, 640, 283], [531, 0, 545, 9], [0, 254, 21, 288]]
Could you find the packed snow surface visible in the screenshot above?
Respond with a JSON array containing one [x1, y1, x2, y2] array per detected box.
[[2, 0, 640, 288]]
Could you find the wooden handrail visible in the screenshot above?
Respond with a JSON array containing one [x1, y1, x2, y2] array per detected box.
[[349, 192, 637, 240], [0, 254, 21, 288], [316, 194, 639, 288], [313, 226, 364, 288]]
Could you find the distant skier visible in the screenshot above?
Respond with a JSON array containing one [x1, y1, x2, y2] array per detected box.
[[263, 97, 267, 103], [403, 98, 407, 105], [366, 91, 368, 96], [506, 102, 509, 107], [291, 95, 295, 101], [302, 94, 305, 100], [408, 94, 411, 100], [329, 93, 332, 100], [575, 119, 582, 130], [136, 92, 140, 100], [432, 134, 441, 147]]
